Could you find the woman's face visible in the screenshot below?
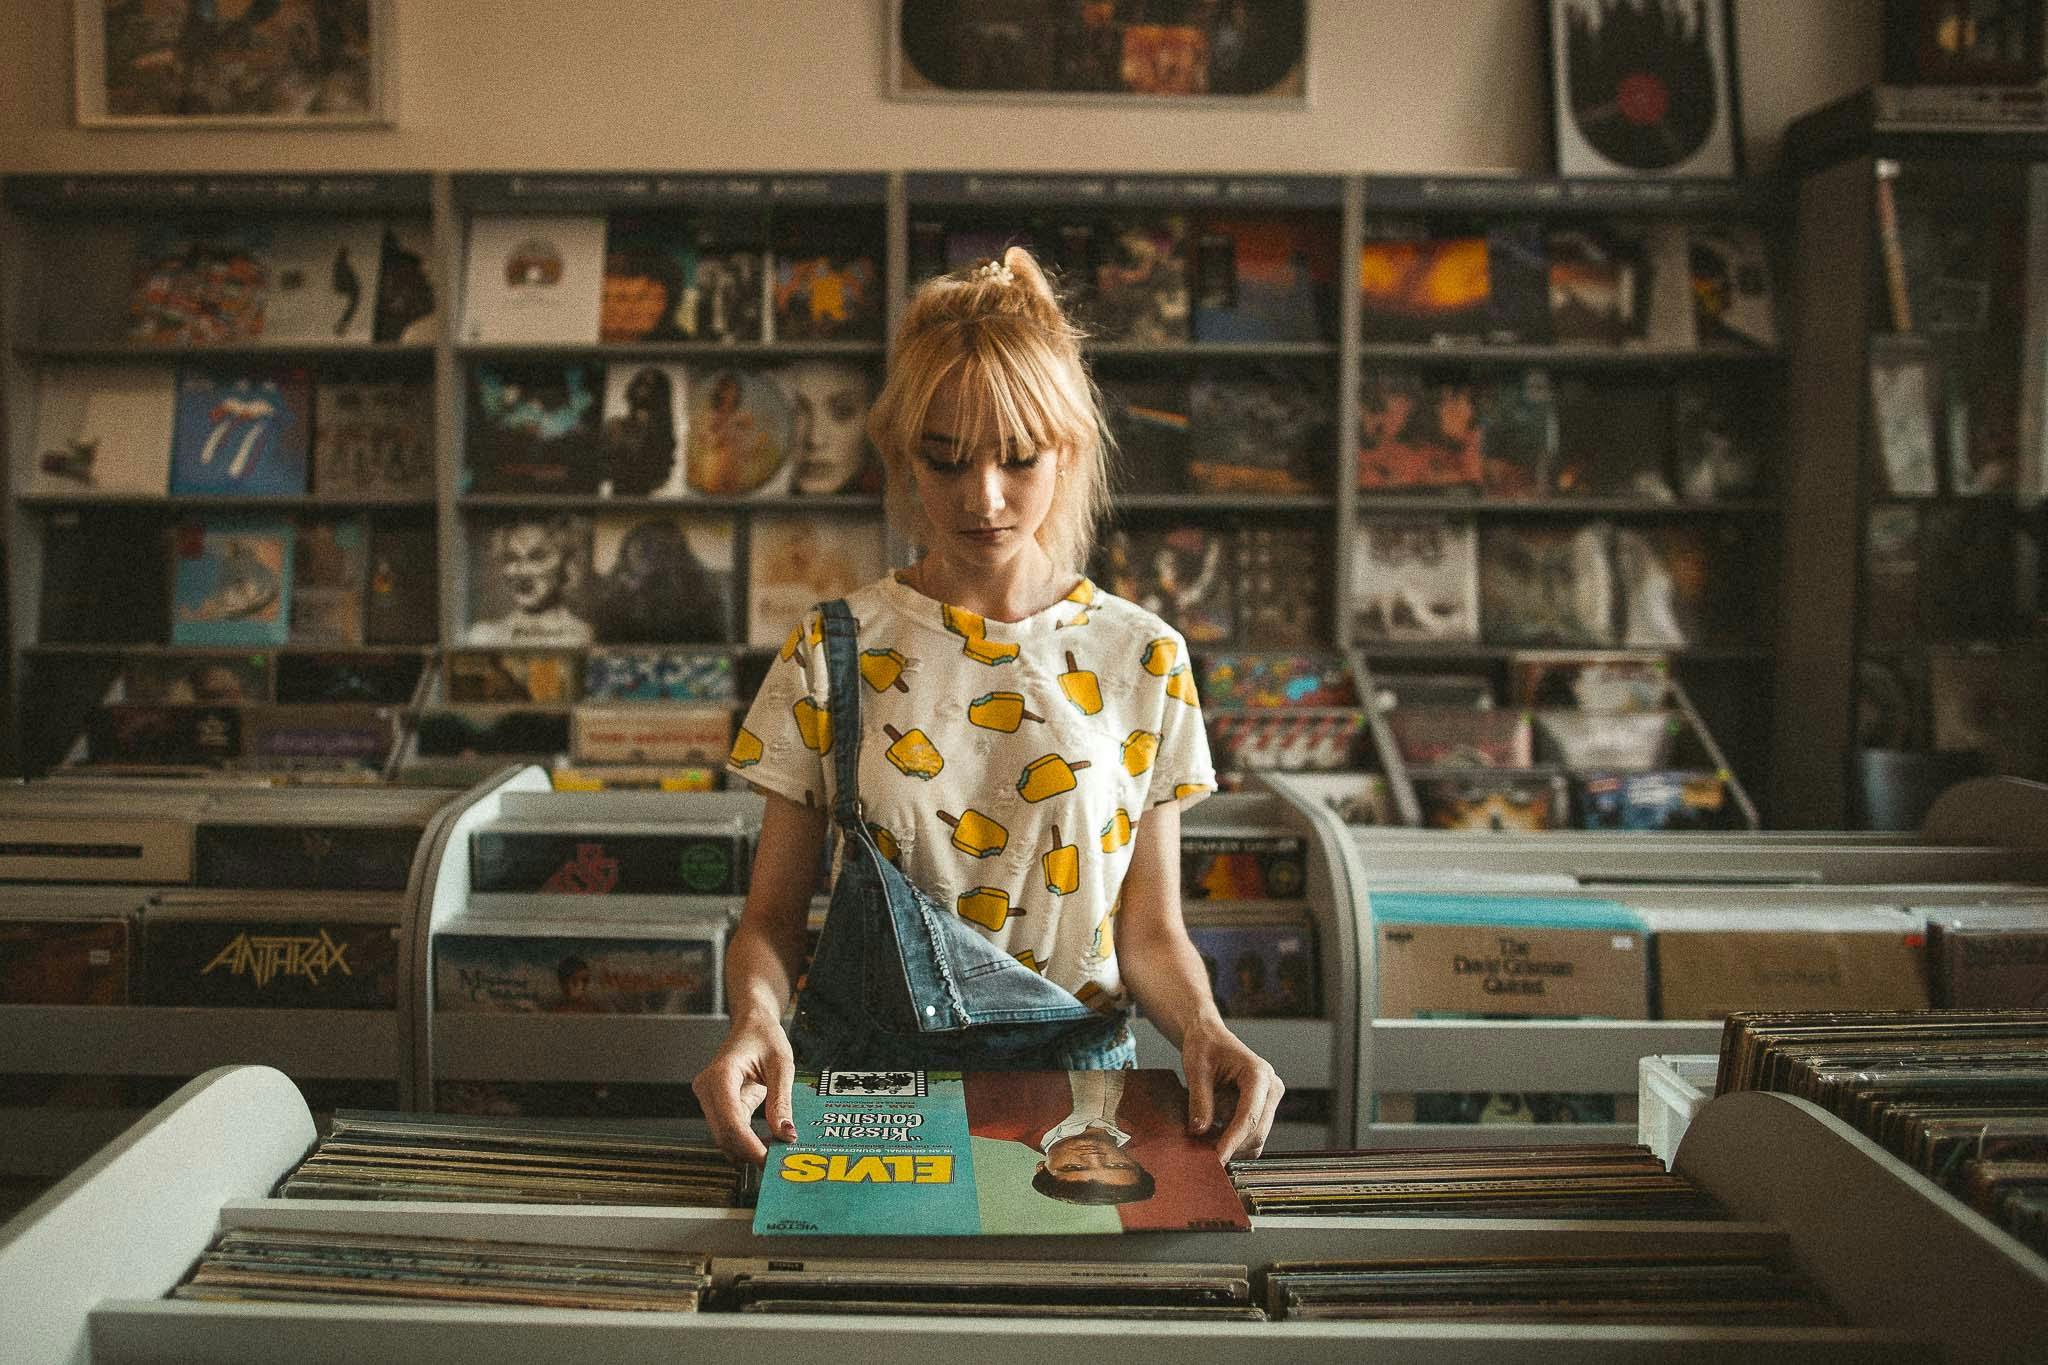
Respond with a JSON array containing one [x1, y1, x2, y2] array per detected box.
[[784, 361, 870, 494], [500, 523, 567, 613], [911, 376, 1061, 576]]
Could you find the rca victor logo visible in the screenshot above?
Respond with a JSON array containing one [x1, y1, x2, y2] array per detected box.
[[200, 929, 354, 988]]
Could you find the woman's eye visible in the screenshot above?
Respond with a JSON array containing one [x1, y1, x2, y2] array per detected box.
[[919, 455, 965, 475], [1002, 455, 1042, 471]]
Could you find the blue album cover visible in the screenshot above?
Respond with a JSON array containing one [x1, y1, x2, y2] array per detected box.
[[1186, 920, 1317, 1018], [583, 648, 736, 701], [168, 367, 312, 496], [171, 516, 294, 647]]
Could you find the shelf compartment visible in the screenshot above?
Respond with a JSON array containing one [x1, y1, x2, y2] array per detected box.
[[1355, 343, 1778, 368], [17, 342, 435, 363], [455, 341, 884, 362], [456, 493, 884, 512], [0, 1005, 399, 1079], [1369, 1018, 1726, 1094]]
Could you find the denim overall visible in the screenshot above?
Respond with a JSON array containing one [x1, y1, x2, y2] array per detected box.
[[785, 599, 1136, 1071]]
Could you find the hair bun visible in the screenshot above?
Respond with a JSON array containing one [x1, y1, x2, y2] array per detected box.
[[1001, 245, 1064, 323]]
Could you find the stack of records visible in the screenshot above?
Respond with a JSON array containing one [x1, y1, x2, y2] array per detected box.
[[708, 1256, 1262, 1320], [275, 1109, 749, 1207], [1717, 1009, 2048, 1257], [173, 1228, 708, 1311], [1265, 1249, 1841, 1324], [1229, 1145, 1719, 1219]]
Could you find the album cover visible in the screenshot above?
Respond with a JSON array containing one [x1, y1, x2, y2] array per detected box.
[[588, 511, 737, 645], [466, 513, 596, 647], [1186, 370, 1330, 496], [688, 216, 768, 343], [372, 219, 440, 345], [1535, 709, 1682, 769], [1861, 504, 1922, 646], [584, 649, 736, 703], [1688, 223, 1776, 349], [1640, 220, 1702, 348], [261, 219, 385, 344], [461, 213, 606, 344], [1384, 706, 1534, 769], [436, 931, 720, 1015], [311, 379, 434, 501], [466, 361, 607, 496], [1551, 380, 1673, 499], [1236, 526, 1325, 648], [771, 218, 883, 342], [1356, 371, 1485, 493], [683, 365, 794, 496], [1545, 226, 1644, 346], [1921, 498, 2018, 640], [1185, 917, 1317, 1018], [364, 524, 439, 646], [123, 653, 271, 705], [142, 895, 401, 1010], [1415, 772, 1568, 831], [1612, 524, 1731, 647], [1189, 214, 1332, 343], [1486, 220, 1555, 344], [1102, 375, 1192, 494], [1575, 770, 1738, 831], [128, 223, 268, 345], [746, 515, 887, 646], [1478, 522, 1615, 646], [600, 214, 697, 343], [39, 509, 170, 644], [1550, 0, 1741, 178], [0, 916, 131, 1006], [776, 361, 878, 496], [84, 704, 242, 767], [1104, 525, 1234, 644], [753, 1070, 1247, 1236], [1195, 653, 1354, 709], [572, 703, 734, 766], [1671, 379, 1767, 499], [1357, 230, 1492, 344], [469, 829, 748, 896], [1510, 653, 1670, 711], [170, 516, 294, 647], [1351, 515, 1480, 643], [29, 365, 176, 498], [1371, 671, 1494, 708], [238, 704, 403, 773], [276, 652, 426, 706], [414, 706, 572, 759], [1206, 710, 1365, 776], [1929, 644, 2048, 777], [1478, 369, 1559, 499], [447, 651, 579, 705], [1869, 344, 1942, 496], [1094, 216, 1191, 344], [168, 367, 313, 497], [289, 518, 368, 646]]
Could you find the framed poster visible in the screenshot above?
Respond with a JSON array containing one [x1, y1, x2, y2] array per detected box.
[[890, 0, 1310, 106], [1544, 0, 1743, 178], [75, 0, 394, 128]]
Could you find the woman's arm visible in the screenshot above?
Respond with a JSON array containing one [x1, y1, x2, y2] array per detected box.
[[1112, 800, 1284, 1161], [691, 789, 829, 1163]]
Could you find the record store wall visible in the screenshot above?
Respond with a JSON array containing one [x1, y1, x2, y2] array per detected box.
[[1, 2, 1877, 177]]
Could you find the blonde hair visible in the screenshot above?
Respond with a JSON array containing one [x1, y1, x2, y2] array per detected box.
[[867, 245, 1112, 575]]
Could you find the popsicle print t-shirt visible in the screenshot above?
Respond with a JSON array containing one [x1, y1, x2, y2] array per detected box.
[[726, 572, 1216, 1010]]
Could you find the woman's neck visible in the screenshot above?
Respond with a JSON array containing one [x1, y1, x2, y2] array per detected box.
[[907, 549, 1069, 623]]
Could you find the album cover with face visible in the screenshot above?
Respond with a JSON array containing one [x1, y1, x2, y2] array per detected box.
[[262, 218, 386, 344], [588, 511, 738, 646], [465, 513, 596, 648]]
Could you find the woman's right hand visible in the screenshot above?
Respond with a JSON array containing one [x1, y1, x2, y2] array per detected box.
[[691, 1015, 798, 1166]]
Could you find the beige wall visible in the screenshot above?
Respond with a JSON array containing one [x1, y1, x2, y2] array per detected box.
[[3, 2, 1879, 176]]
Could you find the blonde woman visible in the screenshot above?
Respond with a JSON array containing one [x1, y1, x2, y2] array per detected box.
[[696, 247, 1281, 1167]]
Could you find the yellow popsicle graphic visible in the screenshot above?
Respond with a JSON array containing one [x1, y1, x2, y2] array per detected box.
[[1100, 807, 1132, 852], [779, 624, 802, 662], [1075, 980, 1110, 1012], [958, 886, 1022, 932], [1173, 782, 1209, 800], [728, 726, 763, 768], [792, 697, 832, 754], [1042, 824, 1079, 896], [1066, 579, 1096, 606], [962, 636, 1019, 666], [1140, 637, 1178, 676], [866, 822, 900, 861], [1165, 665, 1198, 706], [967, 690, 1044, 733], [938, 808, 1008, 859], [1091, 913, 1112, 959], [860, 647, 911, 693], [1122, 729, 1160, 776], [1018, 753, 1092, 803], [882, 724, 944, 780], [941, 602, 986, 642], [1059, 650, 1102, 715], [1013, 948, 1045, 974]]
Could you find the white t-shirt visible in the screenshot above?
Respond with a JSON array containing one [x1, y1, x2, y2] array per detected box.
[[726, 572, 1216, 1008]]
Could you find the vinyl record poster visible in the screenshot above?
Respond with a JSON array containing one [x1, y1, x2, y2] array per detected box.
[[1549, 0, 1741, 178]]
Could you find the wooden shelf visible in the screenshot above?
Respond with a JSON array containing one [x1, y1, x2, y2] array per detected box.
[[17, 342, 434, 362], [1355, 343, 1778, 368], [17, 494, 434, 511], [1352, 497, 1777, 516], [456, 493, 885, 512], [456, 340, 884, 362]]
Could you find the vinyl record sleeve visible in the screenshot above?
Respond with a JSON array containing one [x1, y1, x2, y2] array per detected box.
[[461, 214, 606, 344]]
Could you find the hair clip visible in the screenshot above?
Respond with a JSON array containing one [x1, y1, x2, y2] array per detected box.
[[976, 259, 1016, 285]]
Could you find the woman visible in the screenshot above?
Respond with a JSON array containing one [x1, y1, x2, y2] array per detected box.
[[695, 247, 1281, 1165]]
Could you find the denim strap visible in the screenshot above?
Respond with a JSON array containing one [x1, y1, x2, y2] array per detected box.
[[818, 599, 865, 836]]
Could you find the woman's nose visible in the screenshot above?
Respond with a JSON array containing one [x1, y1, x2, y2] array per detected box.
[[962, 460, 1005, 513]]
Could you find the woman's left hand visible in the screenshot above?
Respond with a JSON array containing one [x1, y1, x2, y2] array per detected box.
[[1178, 1015, 1284, 1161]]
